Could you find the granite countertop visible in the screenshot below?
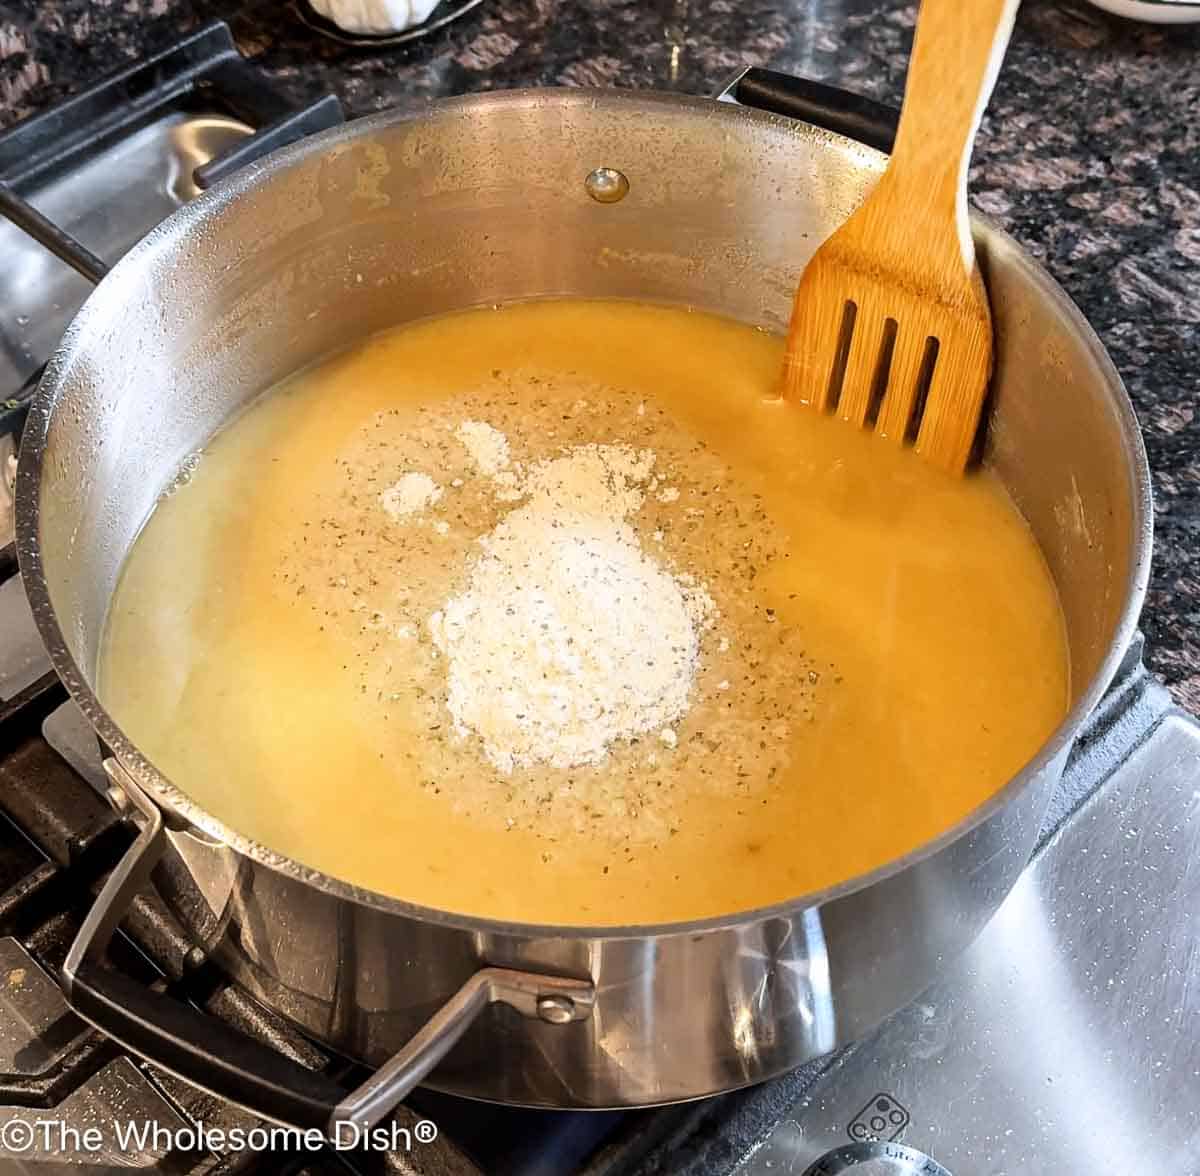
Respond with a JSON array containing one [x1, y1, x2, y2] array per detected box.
[[2, 0, 1198, 702]]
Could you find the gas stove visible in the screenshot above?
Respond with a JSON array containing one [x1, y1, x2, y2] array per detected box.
[[0, 24, 1196, 1176]]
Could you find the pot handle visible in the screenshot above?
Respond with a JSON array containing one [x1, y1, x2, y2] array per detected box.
[[62, 762, 595, 1133], [714, 67, 899, 154]]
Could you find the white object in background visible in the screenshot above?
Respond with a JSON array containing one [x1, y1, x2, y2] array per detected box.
[[309, 0, 441, 34], [1085, 0, 1200, 22]]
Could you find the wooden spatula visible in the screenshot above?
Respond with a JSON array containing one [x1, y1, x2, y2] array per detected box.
[[781, 0, 1020, 473]]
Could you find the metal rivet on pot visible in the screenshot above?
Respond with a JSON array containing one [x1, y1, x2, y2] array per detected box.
[[537, 994, 576, 1023], [584, 168, 629, 204]]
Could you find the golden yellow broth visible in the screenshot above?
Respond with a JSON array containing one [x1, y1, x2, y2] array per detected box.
[[100, 301, 1069, 925]]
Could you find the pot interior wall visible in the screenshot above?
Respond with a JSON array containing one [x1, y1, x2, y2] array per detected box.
[[27, 92, 1138, 724]]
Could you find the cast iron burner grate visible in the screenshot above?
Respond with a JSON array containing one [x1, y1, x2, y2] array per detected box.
[[0, 21, 343, 439]]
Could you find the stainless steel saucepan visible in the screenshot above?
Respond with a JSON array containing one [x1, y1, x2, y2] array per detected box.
[[13, 71, 1151, 1129]]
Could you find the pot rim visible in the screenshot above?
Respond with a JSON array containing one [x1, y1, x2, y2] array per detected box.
[[14, 86, 1154, 940]]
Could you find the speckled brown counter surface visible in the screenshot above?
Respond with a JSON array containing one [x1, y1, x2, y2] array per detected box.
[[2, 0, 1198, 702]]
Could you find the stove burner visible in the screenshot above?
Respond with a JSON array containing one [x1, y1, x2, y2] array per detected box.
[[801, 1141, 952, 1176]]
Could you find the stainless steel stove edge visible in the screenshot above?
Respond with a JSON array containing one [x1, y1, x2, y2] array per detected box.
[[732, 667, 1199, 1176]]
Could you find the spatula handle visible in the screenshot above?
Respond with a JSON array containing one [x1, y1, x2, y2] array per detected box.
[[887, 0, 1020, 258]]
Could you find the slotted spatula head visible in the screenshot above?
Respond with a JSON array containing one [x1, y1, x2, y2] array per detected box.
[[783, 199, 994, 471], [782, 0, 1020, 474]]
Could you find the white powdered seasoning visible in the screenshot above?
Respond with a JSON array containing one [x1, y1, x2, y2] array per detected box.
[[428, 437, 711, 772], [380, 472, 442, 520], [455, 420, 511, 476]]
